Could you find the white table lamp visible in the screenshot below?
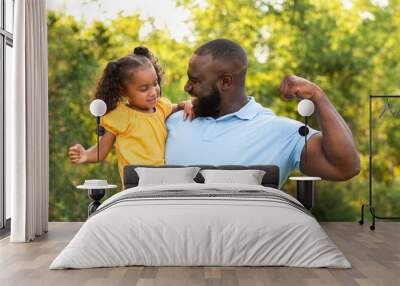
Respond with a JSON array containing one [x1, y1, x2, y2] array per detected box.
[[297, 99, 315, 162], [89, 99, 107, 162]]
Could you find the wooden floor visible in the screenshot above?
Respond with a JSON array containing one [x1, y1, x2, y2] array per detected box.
[[0, 222, 398, 286]]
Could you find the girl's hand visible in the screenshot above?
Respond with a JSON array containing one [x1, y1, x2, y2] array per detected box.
[[182, 101, 194, 121], [68, 144, 88, 164]]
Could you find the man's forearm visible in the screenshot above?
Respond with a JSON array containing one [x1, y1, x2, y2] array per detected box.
[[313, 90, 360, 171]]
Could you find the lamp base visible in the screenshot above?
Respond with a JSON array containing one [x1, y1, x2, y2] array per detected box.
[[87, 189, 105, 216], [289, 177, 321, 210], [296, 180, 314, 210]]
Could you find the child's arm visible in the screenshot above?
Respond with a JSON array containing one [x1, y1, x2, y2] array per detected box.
[[68, 131, 116, 164], [170, 100, 194, 121]]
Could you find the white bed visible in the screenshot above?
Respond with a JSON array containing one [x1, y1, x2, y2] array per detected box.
[[50, 183, 351, 269]]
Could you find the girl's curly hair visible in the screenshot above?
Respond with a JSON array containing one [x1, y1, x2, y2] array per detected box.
[[133, 46, 164, 87], [94, 46, 164, 113]]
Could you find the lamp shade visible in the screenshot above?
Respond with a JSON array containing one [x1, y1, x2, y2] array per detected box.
[[89, 99, 107, 117], [297, 99, 315, 117]]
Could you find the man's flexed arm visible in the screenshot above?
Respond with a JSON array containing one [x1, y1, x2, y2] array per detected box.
[[279, 75, 360, 180]]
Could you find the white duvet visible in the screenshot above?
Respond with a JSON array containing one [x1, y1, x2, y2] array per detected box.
[[50, 183, 351, 269]]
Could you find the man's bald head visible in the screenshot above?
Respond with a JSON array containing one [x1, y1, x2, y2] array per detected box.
[[194, 39, 247, 86], [184, 39, 249, 118]]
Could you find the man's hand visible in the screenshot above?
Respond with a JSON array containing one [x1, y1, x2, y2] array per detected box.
[[279, 75, 324, 102]]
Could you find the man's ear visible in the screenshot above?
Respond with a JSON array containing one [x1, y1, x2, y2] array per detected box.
[[219, 73, 234, 91]]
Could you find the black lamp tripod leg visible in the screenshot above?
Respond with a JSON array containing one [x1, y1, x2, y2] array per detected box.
[[97, 129, 99, 162], [370, 206, 376, 230], [359, 204, 365, 225], [96, 116, 100, 162]]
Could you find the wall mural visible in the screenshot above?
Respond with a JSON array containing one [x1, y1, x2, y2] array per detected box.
[[47, 1, 400, 222]]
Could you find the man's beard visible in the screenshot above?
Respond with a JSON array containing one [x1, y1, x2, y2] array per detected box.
[[192, 85, 221, 117]]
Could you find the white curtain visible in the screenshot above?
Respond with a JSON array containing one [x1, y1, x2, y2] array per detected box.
[[7, 0, 49, 242]]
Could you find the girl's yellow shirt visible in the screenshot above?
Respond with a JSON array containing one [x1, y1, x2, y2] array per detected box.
[[100, 97, 173, 183]]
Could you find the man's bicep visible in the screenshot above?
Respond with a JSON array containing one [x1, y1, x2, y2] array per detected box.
[[299, 133, 344, 180]]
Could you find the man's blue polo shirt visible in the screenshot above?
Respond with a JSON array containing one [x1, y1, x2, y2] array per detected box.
[[165, 97, 320, 188]]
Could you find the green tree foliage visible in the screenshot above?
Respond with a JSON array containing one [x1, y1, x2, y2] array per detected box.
[[48, 12, 120, 221], [48, 0, 400, 221]]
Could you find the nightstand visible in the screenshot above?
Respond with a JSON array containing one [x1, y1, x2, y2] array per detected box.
[[77, 180, 117, 216], [289, 177, 321, 210]]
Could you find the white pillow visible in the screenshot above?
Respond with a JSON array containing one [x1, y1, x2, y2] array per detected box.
[[135, 167, 201, 186], [200, 169, 266, 185]]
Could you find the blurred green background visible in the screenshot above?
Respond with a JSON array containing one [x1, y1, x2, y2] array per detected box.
[[47, 0, 400, 221]]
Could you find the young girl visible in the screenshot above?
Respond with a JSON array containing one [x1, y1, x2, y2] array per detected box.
[[68, 47, 193, 183]]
